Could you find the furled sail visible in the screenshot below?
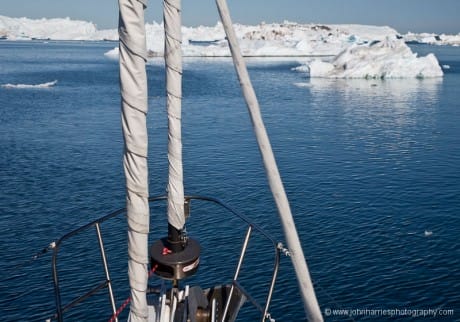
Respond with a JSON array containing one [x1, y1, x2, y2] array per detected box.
[[164, 0, 186, 232], [119, 0, 150, 321]]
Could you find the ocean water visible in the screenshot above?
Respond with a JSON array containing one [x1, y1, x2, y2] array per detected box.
[[0, 41, 459, 321]]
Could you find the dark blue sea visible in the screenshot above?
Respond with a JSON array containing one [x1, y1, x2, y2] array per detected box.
[[0, 41, 459, 321]]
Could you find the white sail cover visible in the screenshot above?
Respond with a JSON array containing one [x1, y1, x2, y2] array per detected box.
[[119, 0, 150, 320], [164, 0, 185, 230]]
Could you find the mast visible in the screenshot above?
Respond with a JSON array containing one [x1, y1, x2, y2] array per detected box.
[[119, 0, 150, 321], [215, 0, 323, 321]]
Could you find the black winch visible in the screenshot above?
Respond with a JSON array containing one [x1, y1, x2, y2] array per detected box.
[[150, 223, 201, 281]]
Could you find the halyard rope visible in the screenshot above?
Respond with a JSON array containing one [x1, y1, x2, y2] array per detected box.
[[108, 264, 158, 322]]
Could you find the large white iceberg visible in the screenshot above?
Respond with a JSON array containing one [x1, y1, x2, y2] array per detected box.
[[152, 22, 400, 57], [298, 37, 443, 79], [96, 20, 405, 58], [0, 15, 116, 41]]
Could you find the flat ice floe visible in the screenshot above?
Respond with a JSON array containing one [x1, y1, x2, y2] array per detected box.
[[296, 37, 443, 78], [1, 80, 58, 89]]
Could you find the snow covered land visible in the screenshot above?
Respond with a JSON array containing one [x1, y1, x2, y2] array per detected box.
[[0, 15, 451, 78]]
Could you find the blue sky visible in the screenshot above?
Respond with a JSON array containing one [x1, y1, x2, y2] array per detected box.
[[1, 0, 459, 34]]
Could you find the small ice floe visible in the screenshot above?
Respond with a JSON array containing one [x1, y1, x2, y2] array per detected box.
[[424, 230, 433, 237], [442, 64, 450, 69], [104, 47, 119, 60], [293, 82, 311, 88], [1, 80, 58, 89]]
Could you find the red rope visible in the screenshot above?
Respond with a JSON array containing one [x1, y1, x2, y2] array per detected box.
[[108, 265, 158, 322], [109, 295, 131, 322]]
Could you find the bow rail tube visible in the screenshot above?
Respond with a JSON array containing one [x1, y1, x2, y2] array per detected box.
[[49, 196, 283, 322]]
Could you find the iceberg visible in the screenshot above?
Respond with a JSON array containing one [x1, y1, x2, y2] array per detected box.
[[104, 47, 119, 60], [0, 15, 116, 41], [161, 21, 399, 57], [102, 21, 401, 58], [403, 32, 460, 46], [298, 37, 443, 79]]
